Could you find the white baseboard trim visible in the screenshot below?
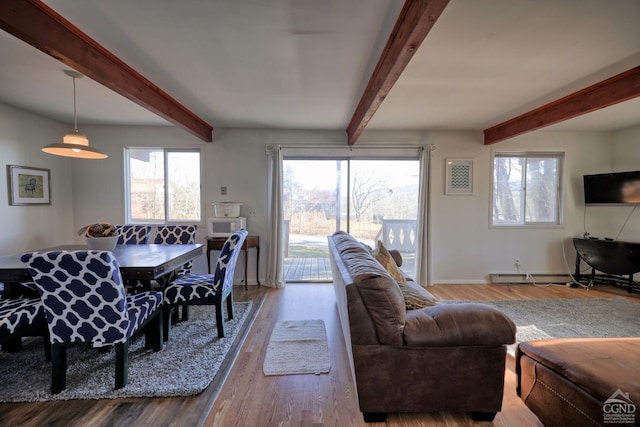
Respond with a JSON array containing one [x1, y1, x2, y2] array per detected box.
[[432, 279, 489, 285], [431, 274, 573, 285], [490, 273, 571, 284]]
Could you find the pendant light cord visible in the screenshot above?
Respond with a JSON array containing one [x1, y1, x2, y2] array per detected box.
[[72, 76, 79, 133]]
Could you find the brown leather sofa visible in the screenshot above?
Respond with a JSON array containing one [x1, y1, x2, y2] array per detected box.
[[516, 338, 640, 427], [328, 231, 516, 422]]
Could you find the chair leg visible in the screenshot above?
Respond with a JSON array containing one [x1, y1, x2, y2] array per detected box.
[[43, 335, 51, 362], [181, 304, 190, 321], [145, 311, 164, 351], [226, 292, 234, 321], [215, 300, 225, 338], [171, 305, 180, 323], [163, 305, 173, 342], [115, 341, 129, 390], [51, 345, 67, 394]]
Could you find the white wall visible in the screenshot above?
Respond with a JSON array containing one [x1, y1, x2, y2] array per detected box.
[[420, 130, 613, 284], [3, 101, 635, 285], [72, 125, 348, 281], [611, 124, 640, 240], [0, 103, 74, 255]]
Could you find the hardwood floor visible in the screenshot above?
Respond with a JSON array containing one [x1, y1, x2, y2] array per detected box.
[[1, 282, 636, 426], [206, 282, 637, 427]]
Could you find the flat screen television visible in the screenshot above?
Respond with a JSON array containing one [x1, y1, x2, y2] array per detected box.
[[584, 171, 640, 205]]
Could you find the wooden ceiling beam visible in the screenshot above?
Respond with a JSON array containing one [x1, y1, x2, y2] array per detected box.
[[0, 0, 213, 142], [346, 0, 450, 145], [484, 66, 640, 145]]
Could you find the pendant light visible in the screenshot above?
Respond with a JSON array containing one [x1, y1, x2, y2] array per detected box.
[[42, 70, 107, 159]]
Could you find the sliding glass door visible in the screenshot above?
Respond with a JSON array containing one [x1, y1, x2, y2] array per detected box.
[[346, 160, 420, 277], [283, 157, 421, 282]]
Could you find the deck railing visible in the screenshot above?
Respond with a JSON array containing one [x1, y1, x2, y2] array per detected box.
[[376, 219, 417, 253]]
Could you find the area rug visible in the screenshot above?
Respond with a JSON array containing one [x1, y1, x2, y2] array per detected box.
[[263, 319, 330, 376], [0, 301, 252, 402], [477, 297, 640, 352]]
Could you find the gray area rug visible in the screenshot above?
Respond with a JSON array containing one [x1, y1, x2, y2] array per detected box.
[[477, 297, 640, 351], [0, 301, 252, 402], [263, 319, 330, 376]]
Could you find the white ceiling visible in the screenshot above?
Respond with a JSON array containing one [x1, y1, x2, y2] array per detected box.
[[0, 0, 638, 139]]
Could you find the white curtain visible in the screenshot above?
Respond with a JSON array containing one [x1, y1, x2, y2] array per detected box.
[[417, 145, 432, 286], [265, 144, 285, 288]]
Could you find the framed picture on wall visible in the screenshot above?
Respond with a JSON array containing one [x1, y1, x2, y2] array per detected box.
[[7, 165, 51, 205], [445, 158, 473, 195]]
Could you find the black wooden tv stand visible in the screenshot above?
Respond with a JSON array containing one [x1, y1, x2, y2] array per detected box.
[[573, 237, 640, 293]]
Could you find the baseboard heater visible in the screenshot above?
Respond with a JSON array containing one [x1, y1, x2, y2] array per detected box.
[[490, 273, 571, 284]]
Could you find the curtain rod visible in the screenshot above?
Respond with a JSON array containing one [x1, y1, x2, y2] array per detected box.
[[275, 144, 425, 150]]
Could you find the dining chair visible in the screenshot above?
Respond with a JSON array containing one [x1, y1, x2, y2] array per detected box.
[[114, 224, 153, 293], [21, 250, 164, 394], [153, 225, 198, 278], [162, 229, 247, 341], [114, 224, 152, 245], [6, 281, 40, 298], [0, 296, 48, 357]]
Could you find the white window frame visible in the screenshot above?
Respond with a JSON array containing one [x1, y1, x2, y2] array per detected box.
[[124, 147, 204, 225], [490, 151, 564, 228]]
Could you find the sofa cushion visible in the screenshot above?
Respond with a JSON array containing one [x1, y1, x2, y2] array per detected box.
[[373, 240, 406, 283], [398, 280, 439, 310], [332, 231, 406, 346], [404, 303, 516, 347], [355, 273, 406, 346]]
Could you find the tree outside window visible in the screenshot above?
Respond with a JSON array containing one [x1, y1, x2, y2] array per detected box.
[[492, 152, 563, 226]]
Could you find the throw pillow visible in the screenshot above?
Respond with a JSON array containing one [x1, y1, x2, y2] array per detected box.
[[373, 240, 406, 283], [398, 281, 439, 310]]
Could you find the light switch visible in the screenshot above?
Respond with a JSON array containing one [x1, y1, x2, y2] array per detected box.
[[220, 186, 227, 195]]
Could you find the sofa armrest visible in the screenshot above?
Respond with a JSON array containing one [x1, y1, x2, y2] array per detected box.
[[403, 303, 516, 347]]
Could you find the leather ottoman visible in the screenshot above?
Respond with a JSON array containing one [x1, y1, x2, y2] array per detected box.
[[516, 338, 640, 426]]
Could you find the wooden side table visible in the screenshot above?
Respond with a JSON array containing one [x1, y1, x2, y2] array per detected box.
[[206, 235, 260, 290]]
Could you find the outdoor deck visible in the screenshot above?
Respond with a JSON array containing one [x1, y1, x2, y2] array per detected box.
[[284, 233, 415, 282], [284, 255, 416, 282], [284, 257, 332, 282]]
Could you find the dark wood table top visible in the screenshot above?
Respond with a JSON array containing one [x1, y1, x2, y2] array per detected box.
[[206, 235, 259, 249], [573, 237, 640, 275], [0, 243, 204, 283]]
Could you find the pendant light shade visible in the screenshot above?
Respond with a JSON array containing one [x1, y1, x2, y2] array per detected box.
[[42, 70, 107, 159]]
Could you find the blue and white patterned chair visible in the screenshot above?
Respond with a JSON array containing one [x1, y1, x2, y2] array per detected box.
[[21, 250, 164, 394], [114, 224, 152, 245], [153, 225, 198, 281], [4, 281, 40, 298], [114, 225, 153, 293], [0, 296, 47, 356], [163, 230, 247, 341]]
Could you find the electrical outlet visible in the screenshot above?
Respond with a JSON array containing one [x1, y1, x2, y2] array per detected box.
[[514, 258, 521, 267], [248, 209, 257, 217]]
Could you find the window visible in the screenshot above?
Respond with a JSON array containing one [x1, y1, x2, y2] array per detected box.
[[491, 152, 563, 226], [125, 148, 202, 223]]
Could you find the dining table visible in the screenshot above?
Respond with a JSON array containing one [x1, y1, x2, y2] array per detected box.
[[0, 243, 204, 298]]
